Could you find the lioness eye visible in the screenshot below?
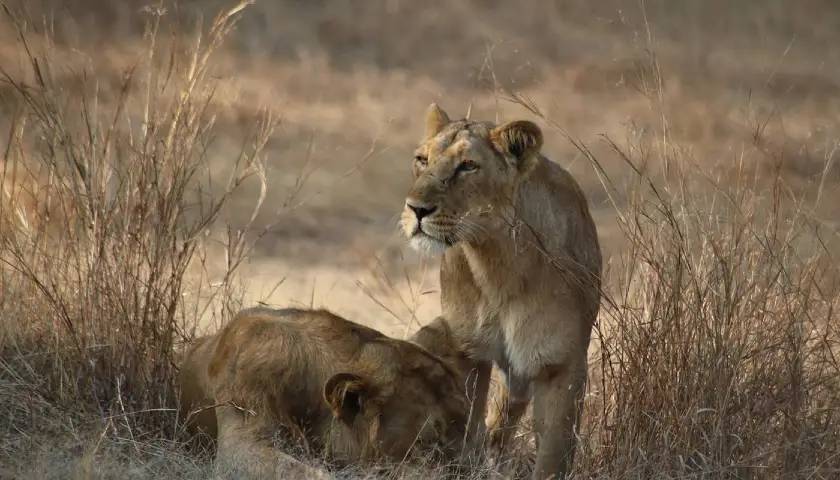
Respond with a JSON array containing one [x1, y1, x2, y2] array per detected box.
[[414, 155, 428, 169], [456, 160, 478, 174]]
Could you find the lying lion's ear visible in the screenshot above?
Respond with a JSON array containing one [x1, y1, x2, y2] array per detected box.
[[424, 103, 450, 139], [490, 120, 543, 172], [324, 372, 369, 423]]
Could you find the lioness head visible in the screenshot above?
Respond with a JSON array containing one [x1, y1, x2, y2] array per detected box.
[[323, 336, 469, 461], [400, 103, 543, 253]]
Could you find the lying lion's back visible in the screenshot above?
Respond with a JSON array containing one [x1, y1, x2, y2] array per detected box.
[[230, 307, 385, 348], [179, 334, 221, 438], [206, 308, 389, 415], [178, 308, 364, 440]]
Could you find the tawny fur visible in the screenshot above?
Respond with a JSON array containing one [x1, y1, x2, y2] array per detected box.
[[403, 104, 602, 479], [178, 307, 469, 476]]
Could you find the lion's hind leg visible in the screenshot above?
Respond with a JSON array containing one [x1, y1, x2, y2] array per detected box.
[[487, 370, 530, 455]]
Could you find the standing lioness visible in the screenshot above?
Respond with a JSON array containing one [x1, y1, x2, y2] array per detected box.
[[401, 105, 602, 479], [179, 307, 469, 477]]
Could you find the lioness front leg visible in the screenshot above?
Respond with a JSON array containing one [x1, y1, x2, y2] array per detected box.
[[215, 406, 330, 479], [531, 361, 586, 480]]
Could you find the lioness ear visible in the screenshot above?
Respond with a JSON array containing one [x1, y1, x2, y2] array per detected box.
[[424, 103, 450, 139], [324, 372, 370, 423], [490, 120, 543, 171]]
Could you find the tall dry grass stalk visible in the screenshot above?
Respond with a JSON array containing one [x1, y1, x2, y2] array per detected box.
[[0, 0, 268, 446]]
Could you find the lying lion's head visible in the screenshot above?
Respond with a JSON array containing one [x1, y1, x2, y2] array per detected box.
[[323, 333, 469, 462], [400, 103, 543, 253]]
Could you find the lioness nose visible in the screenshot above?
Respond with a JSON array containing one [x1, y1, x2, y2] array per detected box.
[[407, 201, 437, 220]]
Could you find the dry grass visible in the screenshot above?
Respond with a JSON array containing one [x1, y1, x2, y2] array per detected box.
[[1, 1, 272, 476], [571, 118, 840, 478], [1, 1, 839, 479]]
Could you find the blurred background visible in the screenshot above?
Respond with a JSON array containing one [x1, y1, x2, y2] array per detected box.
[[3, 2, 840, 477], [3, 0, 839, 335]]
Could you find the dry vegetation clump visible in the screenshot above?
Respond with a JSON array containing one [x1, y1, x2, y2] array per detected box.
[[473, 89, 840, 479], [0, 2, 272, 475], [1, 1, 839, 479], [564, 126, 840, 478]]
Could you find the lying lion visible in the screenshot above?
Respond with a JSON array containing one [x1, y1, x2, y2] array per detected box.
[[178, 307, 470, 477]]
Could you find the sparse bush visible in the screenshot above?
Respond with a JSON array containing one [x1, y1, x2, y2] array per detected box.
[[563, 116, 840, 479], [0, 0, 271, 471], [601, 160, 835, 477]]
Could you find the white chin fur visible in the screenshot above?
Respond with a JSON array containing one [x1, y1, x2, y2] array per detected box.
[[409, 234, 449, 255]]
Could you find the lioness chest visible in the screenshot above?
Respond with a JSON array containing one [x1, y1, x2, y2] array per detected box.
[[441, 243, 587, 377]]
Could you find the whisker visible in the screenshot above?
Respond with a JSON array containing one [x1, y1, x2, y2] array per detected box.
[[454, 218, 486, 244]]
